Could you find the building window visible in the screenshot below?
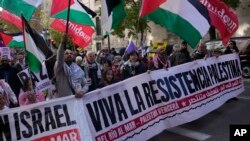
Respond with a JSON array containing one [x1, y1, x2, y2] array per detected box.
[[96, 17, 102, 35], [96, 42, 102, 51]]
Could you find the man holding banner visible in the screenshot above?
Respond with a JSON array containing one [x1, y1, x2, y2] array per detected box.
[[54, 35, 88, 98]]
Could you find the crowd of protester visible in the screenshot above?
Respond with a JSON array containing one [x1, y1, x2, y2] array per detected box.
[[0, 36, 240, 111]]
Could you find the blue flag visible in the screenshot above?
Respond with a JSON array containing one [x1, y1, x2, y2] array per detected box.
[[125, 40, 138, 54]]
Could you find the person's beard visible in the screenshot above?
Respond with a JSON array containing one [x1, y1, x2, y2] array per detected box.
[[65, 60, 73, 65]]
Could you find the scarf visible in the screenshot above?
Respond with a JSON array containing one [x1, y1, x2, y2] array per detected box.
[[153, 54, 169, 69], [85, 61, 102, 79]]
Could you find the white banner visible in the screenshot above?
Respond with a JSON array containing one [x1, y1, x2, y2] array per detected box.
[[83, 53, 244, 141], [0, 54, 244, 141], [0, 96, 91, 141]]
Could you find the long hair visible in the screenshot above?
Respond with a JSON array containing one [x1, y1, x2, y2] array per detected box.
[[22, 78, 35, 92], [102, 69, 115, 84], [228, 40, 239, 52]]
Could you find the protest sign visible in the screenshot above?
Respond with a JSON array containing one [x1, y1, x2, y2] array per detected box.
[[0, 47, 11, 59], [17, 67, 51, 92]]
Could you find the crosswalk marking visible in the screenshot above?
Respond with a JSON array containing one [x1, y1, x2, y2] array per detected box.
[[238, 96, 250, 100], [167, 127, 211, 141]]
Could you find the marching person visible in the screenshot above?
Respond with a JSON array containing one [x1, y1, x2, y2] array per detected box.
[[14, 52, 26, 72], [0, 55, 22, 107], [83, 51, 102, 92], [112, 55, 123, 82], [96, 48, 113, 64], [54, 34, 88, 98], [98, 69, 116, 88], [100, 59, 112, 74], [122, 51, 145, 79], [169, 44, 186, 66], [75, 56, 85, 71], [0, 79, 18, 108], [224, 40, 239, 102], [152, 46, 170, 70], [0, 92, 8, 111], [192, 43, 211, 60], [224, 40, 239, 54], [19, 78, 45, 106], [179, 41, 191, 63]]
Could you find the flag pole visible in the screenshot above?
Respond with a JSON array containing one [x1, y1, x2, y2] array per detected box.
[[107, 34, 111, 52], [64, 0, 71, 49], [66, 0, 71, 34], [122, 35, 133, 60]]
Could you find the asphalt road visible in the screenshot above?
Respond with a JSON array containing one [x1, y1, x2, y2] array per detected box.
[[149, 79, 250, 141]]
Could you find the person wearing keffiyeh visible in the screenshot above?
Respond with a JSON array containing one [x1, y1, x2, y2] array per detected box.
[[54, 35, 88, 98], [152, 46, 170, 70]]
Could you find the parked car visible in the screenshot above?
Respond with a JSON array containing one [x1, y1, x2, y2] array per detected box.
[[205, 37, 250, 78]]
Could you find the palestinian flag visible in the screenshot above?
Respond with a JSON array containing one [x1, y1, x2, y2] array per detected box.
[[0, 0, 42, 21], [50, 0, 96, 27], [22, 16, 51, 91], [22, 16, 45, 73], [140, 0, 211, 48], [0, 32, 24, 48], [101, 0, 126, 33], [0, 9, 22, 29]]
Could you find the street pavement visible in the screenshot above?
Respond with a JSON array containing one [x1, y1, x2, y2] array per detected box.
[[149, 79, 250, 141]]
